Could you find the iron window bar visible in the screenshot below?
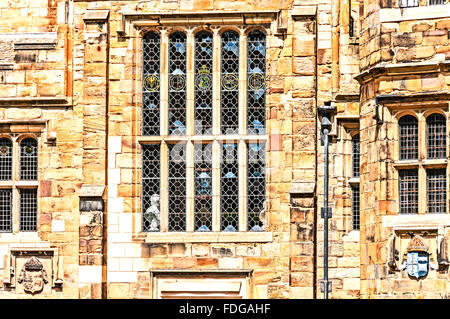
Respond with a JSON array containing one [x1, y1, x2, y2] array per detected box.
[[19, 138, 38, 181], [427, 113, 446, 159], [399, 169, 419, 214], [19, 188, 37, 232], [351, 185, 360, 230], [0, 138, 12, 181], [352, 134, 360, 178], [0, 189, 12, 232], [399, 115, 418, 161], [427, 168, 447, 214]]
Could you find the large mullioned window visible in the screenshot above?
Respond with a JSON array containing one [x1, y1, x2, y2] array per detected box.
[[141, 28, 268, 233], [0, 136, 38, 233], [397, 113, 447, 214]]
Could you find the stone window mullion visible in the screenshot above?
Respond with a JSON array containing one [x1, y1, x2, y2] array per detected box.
[[239, 29, 247, 136], [160, 142, 169, 232], [212, 28, 221, 137], [160, 29, 169, 136], [186, 140, 195, 232]]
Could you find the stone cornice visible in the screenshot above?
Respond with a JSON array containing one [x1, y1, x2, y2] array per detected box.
[[375, 91, 450, 105], [355, 61, 449, 84]]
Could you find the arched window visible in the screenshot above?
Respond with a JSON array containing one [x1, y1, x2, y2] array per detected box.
[[399, 115, 418, 160], [168, 31, 187, 136], [142, 31, 161, 136], [194, 31, 213, 135], [352, 134, 360, 177], [247, 30, 266, 135], [0, 138, 12, 180], [427, 113, 446, 159], [20, 138, 38, 180], [221, 30, 240, 135]]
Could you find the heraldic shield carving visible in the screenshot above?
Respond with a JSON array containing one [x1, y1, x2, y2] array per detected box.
[[17, 256, 49, 294], [405, 235, 429, 279]]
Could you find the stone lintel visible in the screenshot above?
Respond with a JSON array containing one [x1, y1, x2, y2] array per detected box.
[[14, 43, 56, 50], [83, 9, 110, 22], [290, 182, 316, 195], [150, 269, 253, 276], [291, 5, 317, 20], [0, 63, 13, 70]]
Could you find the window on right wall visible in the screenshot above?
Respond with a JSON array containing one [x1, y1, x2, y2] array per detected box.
[[397, 112, 447, 214]]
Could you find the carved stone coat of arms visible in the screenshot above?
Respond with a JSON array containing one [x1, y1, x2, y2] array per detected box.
[[17, 256, 49, 294]]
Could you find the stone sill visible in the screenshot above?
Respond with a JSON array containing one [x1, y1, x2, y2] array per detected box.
[[379, 4, 450, 23], [0, 97, 71, 107], [382, 214, 450, 230], [145, 231, 273, 243], [394, 159, 447, 169]]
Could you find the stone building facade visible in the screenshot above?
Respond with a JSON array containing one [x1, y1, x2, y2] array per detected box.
[[0, 0, 447, 299]]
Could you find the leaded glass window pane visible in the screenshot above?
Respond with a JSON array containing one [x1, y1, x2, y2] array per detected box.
[[221, 31, 240, 135], [352, 134, 360, 178], [399, 115, 418, 161], [0, 138, 12, 181], [399, 169, 419, 214], [247, 30, 266, 135], [142, 32, 161, 136], [221, 143, 239, 231], [352, 185, 360, 230], [195, 31, 213, 135], [168, 143, 186, 232], [247, 142, 266, 231], [19, 188, 37, 232], [427, 113, 446, 159], [194, 143, 213, 232], [0, 189, 12, 232], [20, 138, 38, 180], [142, 145, 160, 232], [427, 168, 446, 214], [169, 32, 187, 136]]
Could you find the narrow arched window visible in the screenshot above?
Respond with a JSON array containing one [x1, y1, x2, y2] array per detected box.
[[142, 31, 161, 136], [399, 115, 418, 160], [194, 31, 213, 135], [20, 138, 38, 180], [427, 113, 446, 159], [168, 31, 187, 136], [352, 134, 360, 177], [0, 138, 12, 180], [221, 30, 240, 135], [247, 30, 266, 135]]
